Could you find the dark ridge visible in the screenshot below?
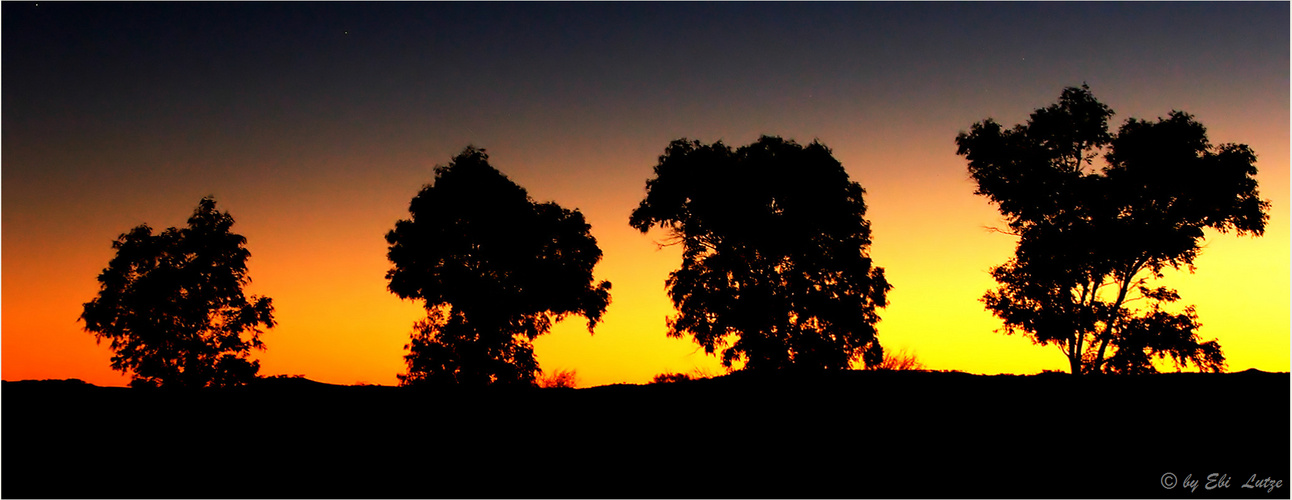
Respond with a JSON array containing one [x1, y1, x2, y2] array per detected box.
[[4, 371, 1287, 499], [3, 378, 97, 387]]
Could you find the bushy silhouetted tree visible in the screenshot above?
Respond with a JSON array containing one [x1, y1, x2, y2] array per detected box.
[[386, 146, 611, 386], [80, 197, 275, 388], [956, 84, 1268, 375], [630, 136, 891, 371]]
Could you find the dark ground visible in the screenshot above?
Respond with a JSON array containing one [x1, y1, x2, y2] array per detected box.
[[3, 369, 1288, 499]]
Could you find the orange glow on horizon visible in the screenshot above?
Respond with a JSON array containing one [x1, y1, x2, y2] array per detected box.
[[5, 132, 1286, 388]]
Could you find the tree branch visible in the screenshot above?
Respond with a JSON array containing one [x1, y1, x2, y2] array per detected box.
[[982, 225, 1020, 237]]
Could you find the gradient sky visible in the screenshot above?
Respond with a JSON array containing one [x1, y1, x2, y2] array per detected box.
[[4, 2, 1288, 387]]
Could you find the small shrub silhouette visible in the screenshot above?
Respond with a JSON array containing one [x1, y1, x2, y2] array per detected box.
[[537, 368, 578, 389], [869, 348, 926, 371], [650, 372, 693, 384]]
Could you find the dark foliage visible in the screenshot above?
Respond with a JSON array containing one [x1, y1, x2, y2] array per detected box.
[[630, 136, 891, 371], [80, 197, 275, 388], [385, 146, 611, 386], [956, 84, 1268, 375]]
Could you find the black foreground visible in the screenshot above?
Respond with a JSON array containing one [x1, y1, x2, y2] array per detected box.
[[4, 370, 1288, 499]]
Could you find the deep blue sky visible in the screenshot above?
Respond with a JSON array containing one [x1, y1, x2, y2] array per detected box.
[[8, 3, 1285, 162]]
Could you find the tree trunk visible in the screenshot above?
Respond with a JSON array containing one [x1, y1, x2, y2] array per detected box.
[[1068, 335, 1084, 375], [1091, 262, 1138, 375], [1092, 337, 1111, 375]]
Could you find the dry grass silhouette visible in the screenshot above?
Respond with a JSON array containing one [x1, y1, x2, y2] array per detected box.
[[870, 348, 926, 371], [537, 368, 579, 388], [650, 366, 723, 384]]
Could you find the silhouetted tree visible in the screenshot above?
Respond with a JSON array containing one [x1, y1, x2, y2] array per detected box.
[[630, 136, 891, 371], [386, 146, 611, 386], [80, 197, 275, 388], [956, 84, 1268, 375]]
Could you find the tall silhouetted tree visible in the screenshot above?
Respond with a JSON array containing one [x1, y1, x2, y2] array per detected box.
[[80, 197, 275, 388], [956, 84, 1268, 375], [630, 136, 891, 371], [386, 146, 611, 386]]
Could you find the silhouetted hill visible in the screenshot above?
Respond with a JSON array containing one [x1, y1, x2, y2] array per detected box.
[[4, 370, 1287, 498]]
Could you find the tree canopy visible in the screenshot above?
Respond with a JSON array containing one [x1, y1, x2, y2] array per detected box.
[[630, 136, 891, 371], [955, 84, 1268, 375], [80, 197, 275, 388], [385, 146, 612, 386]]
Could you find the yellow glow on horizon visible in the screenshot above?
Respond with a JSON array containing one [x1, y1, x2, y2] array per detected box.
[[4, 127, 1287, 387]]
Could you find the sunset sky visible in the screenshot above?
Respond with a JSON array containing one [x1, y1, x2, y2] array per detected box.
[[4, 2, 1288, 387]]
